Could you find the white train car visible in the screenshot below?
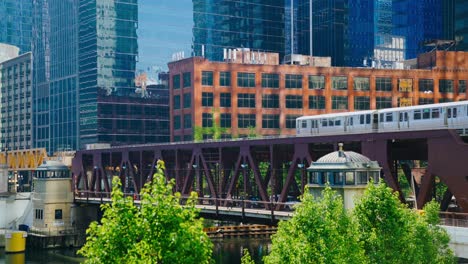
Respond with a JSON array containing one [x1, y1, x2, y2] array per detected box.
[[296, 101, 468, 137]]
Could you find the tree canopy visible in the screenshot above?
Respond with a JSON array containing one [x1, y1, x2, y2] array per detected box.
[[78, 160, 213, 264], [265, 182, 456, 264]]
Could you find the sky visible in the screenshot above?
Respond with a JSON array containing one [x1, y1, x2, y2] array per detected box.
[[138, 0, 193, 72]]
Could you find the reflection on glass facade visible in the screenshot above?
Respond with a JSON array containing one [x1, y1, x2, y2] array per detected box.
[[193, 0, 285, 61], [0, 0, 32, 53], [32, 0, 79, 153], [454, 0, 468, 51]]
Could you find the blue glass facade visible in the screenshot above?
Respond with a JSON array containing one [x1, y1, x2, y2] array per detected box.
[[193, 0, 285, 61], [454, 0, 468, 51], [0, 0, 32, 53]]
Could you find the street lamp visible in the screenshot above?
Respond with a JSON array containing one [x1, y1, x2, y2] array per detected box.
[[192, 163, 200, 196]]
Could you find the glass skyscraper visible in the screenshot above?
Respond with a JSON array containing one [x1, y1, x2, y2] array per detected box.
[[454, 0, 468, 51], [192, 0, 285, 61], [0, 0, 32, 53]]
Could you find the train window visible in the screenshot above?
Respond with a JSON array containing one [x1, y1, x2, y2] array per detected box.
[[379, 113, 384, 122], [302, 120, 307, 128], [448, 108, 457, 118], [360, 115, 365, 124], [423, 109, 430, 119], [335, 120, 341, 126], [329, 120, 334, 126], [348, 117, 353, 126], [414, 110, 421, 120], [454, 108, 457, 118], [322, 119, 328, 127], [399, 112, 408, 122], [431, 109, 440, 119], [385, 113, 393, 122], [366, 114, 371, 124]]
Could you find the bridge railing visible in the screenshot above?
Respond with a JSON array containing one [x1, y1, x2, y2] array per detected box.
[[440, 212, 468, 227]]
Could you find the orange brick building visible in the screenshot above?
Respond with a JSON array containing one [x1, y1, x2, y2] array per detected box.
[[168, 51, 467, 142]]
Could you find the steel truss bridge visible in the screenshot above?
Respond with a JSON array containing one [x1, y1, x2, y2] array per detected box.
[[72, 129, 468, 213]]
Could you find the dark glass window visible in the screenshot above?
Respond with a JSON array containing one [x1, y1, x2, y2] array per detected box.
[[332, 96, 348, 109], [183, 93, 191, 108], [202, 113, 213, 127], [354, 96, 370, 110], [353, 77, 370, 91], [237, 72, 255, 87], [183, 114, 191, 128], [183, 72, 191, 87], [419, 79, 433, 92], [419, 98, 434, 105], [174, 115, 181, 129], [309, 95, 325, 109], [376, 97, 392, 109], [202, 71, 213, 86], [459, 80, 466, 93], [286, 115, 300, 128], [439, 98, 453, 103], [439, 79, 453, 93], [285, 95, 303, 108], [220, 93, 231, 107], [262, 114, 280, 128], [237, 93, 255, 108], [261, 73, 279, 88], [220, 72, 231, 86], [202, 92, 213, 107], [238, 114, 256, 128], [172, 74, 180, 89], [220, 113, 231, 128], [332, 76, 347, 90], [262, 94, 279, 108], [285, 74, 302, 89], [173, 95, 180, 110], [309, 75, 325, 89], [376, 77, 392, 91], [55, 209, 62, 220]]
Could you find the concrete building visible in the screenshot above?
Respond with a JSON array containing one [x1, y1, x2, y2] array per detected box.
[[168, 50, 467, 141], [0, 51, 33, 151]]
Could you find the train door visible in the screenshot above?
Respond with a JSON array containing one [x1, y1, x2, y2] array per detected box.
[[372, 113, 379, 132], [447, 107, 459, 128], [345, 116, 354, 133], [310, 119, 319, 135], [399, 112, 409, 130]]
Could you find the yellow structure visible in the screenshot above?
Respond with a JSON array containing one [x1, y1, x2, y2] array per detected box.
[[0, 148, 48, 171], [5, 231, 27, 253]]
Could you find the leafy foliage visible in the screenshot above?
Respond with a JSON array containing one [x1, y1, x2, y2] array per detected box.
[[78, 160, 213, 264], [266, 182, 455, 264], [241, 249, 255, 264]]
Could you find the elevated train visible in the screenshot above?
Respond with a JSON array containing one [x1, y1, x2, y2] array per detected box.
[[296, 101, 468, 136]]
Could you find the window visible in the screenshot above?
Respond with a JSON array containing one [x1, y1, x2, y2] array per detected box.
[[183, 93, 191, 108], [262, 94, 279, 108], [309, 75, 325, 89], [419, 98, 434, 105], [237, 93, 255, 108], [174, 115, 181, 129], [431, 108, 440, 119], [183, 72, 191, 87], [459, 80, 466, 93], [202, 71, 213, 86], [376, 77, 392, 91], [422, 109, 430, 119], [172, 74, 180, 89], [419, 79, 433, 92], [399, 78, 413, 92], [262, 73, 279, 88], [356, 171, 368, 184], [285, 95, 303, 109], [220, 93, 231, 107], [332, 96, 348, 109], [332, 76, 347, 90], [220, 72, 231, 86], [285, 74, 302, 89], [55, 209, 63, 220], [333, 172, 344, 185], [439, 98, 453, 103], [286, 115, 300, 128], [414, 110, 421, 120], [35, 209, 43, 220], [345, 172, 355, 185], [439, 79, 453, 93], [237, 72, 255, 87], [202, 113, 213, 127], [309, 95, 325, 109], [262, 114, 280, 128], [220, 113, 231, 128], [354, 96, 370, 110], [376, 97, 392, 109], [173, 95, 180, 110], [354, 77, 370, 91], [202, 92, 213, 107], [238, 114, 256, 128], [183, 114, 191, 128]]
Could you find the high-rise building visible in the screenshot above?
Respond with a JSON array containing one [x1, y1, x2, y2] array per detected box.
[[79, 0, 168, 148], [32, 0, 80, 153], [192, 0, 285, 62], [0, 0, 32, 53], [454, 0, 468, 51]]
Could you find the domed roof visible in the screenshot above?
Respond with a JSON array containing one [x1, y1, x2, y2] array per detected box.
[[315, 150, 372, 164], [308, 143, 380, 171], [36, 160, 68, 171]]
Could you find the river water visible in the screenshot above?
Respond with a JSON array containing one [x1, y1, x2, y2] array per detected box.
[[0, 237, 271, 264]]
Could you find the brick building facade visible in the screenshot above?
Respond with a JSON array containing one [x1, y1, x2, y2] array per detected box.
[[168, 51, 467, 142]]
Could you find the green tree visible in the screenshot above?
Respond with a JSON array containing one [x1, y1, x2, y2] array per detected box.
[[78, 160, 213, 264], [353, 182, 455, 264], [264, 187, 367, 264], [241, 249, 255, 264]]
